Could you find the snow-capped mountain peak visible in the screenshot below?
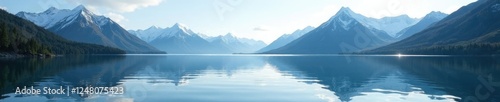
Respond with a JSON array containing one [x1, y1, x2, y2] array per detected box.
[[329, 7, 356, 22], [337, 7, 356, 15], [322, 7, 360, 30], [172, 23, 196, 35], [71, 5, 94, 19], [15, 5, 160, 53], [130, 23, 204, 42], [16, 5, 113, 29], [208, 32, 267, 53], [73, 5, 87, 11], [223, 33, 236, 38], [129, 24, 266, 53], [172, 23, 186, 28], [129, 25, 167, 42], [71, 5, 111, 27], [321, 7, 419, 37], [215, 33, 239, 43], [147, 25, 162, 30], [43, 7, 60, 14], [172, 23, 188, 31], [47, 7, 58, 11]]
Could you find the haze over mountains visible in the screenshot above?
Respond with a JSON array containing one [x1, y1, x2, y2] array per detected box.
[[129, 24, 266, 53], [16, 5, 163, 53], [206, 33, 267, 53], [132, 23, 226, 53]]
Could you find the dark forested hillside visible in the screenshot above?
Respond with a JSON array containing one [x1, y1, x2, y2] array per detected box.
[[0, 9, 125, 55]]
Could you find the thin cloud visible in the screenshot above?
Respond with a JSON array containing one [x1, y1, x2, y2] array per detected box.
[[253, 26, 270, 31], [106, 12, 127, 22], [63, 0, 163, 28], [70, 0, 163, 13]]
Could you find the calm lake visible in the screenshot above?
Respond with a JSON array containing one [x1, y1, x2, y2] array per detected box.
[[1, 54, 499, 102]]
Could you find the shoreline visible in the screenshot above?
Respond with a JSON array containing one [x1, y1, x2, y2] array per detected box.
[[0, 52, 55, 58]]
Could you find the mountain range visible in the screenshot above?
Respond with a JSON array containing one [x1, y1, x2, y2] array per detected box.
[[0, 9, 124, 55], [6, 0, 498, 55], [265, 7, 396, 54], [395, 11, 448, 40], [206, 33, 267, 53], [367, 0, 500, 54], [16, 5, 163, 53], [340, 10, 420, 37], [129, 24, 266, 54]]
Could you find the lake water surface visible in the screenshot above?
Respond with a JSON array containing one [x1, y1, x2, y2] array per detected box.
[[1, 54, 499, 102]]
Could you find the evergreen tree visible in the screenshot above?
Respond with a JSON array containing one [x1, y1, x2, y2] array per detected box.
[[0, 24, 9, 48]]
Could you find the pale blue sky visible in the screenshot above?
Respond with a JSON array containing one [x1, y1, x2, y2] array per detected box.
[[0, 0, 476, 43]]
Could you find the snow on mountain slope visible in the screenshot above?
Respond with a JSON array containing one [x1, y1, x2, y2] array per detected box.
[[130, 24, 266, 53], [129, 23, 198, 43], [265, 7, 392, 54], [128, 26, 164, 42], [208, 33, 266, 53], [128, 23, 229, 53], [16, 5, 163, 53], [376, 15, 419, 37], [214, 33, 240, 43], [198, 34, 215, 42], [16, 5, 111, 30], [326, 7, 419, 37]]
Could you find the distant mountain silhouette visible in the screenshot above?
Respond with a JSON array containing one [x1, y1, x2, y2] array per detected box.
[[257, 26, 314, 53], [208, 33, 267, 53], [395, 11, 448, 41], [130, 25, 266, 54]]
